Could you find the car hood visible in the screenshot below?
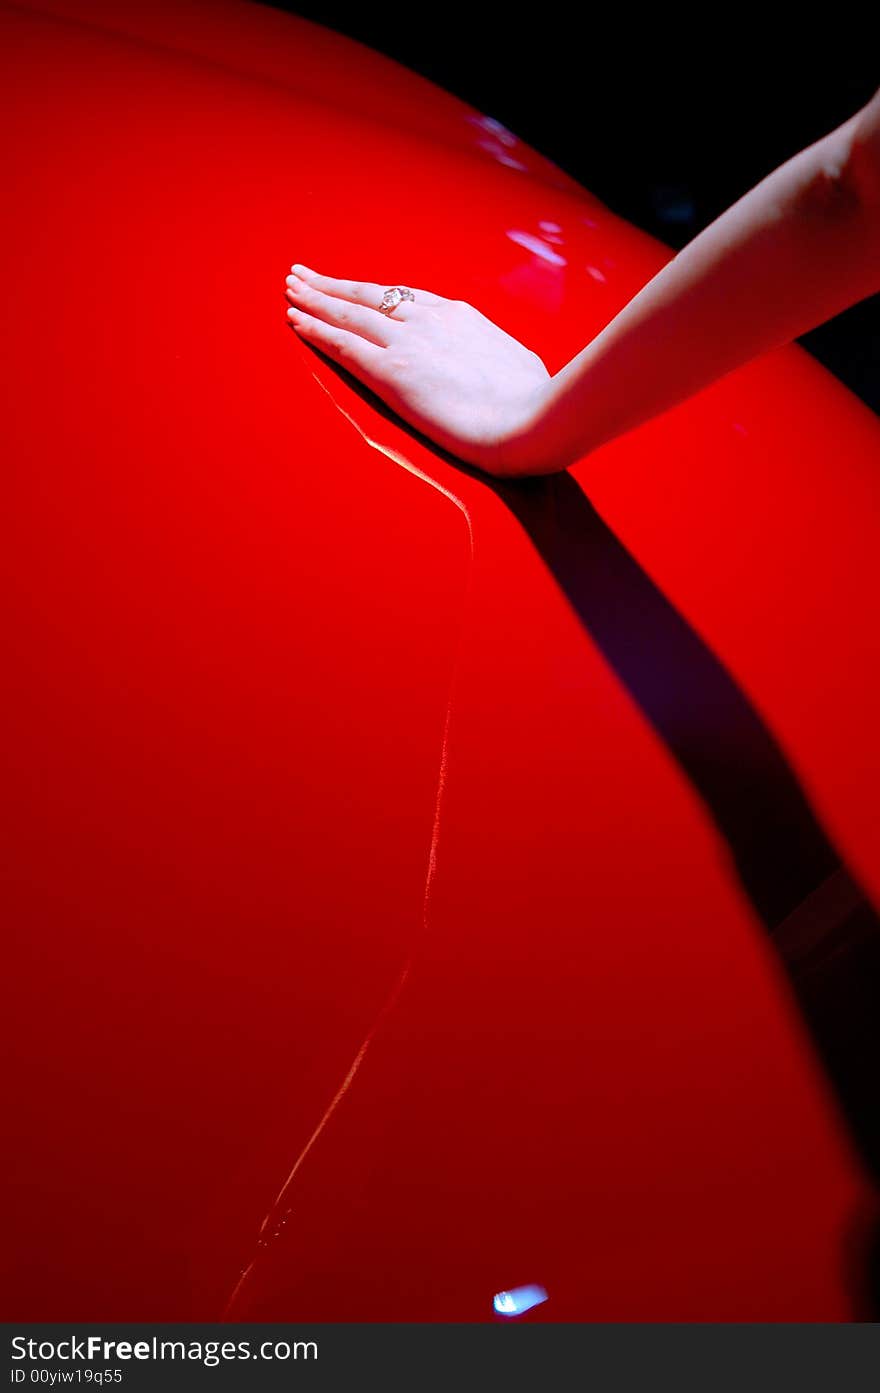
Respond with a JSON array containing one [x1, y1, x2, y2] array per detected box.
[[6, 0, 880, 1323]]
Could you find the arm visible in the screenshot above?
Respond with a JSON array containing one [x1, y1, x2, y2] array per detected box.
[[532, 87, 880, 472], [284, 88, 880, 477]]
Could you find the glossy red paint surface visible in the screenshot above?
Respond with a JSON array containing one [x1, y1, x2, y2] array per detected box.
[[4, 0, 880, 1321]]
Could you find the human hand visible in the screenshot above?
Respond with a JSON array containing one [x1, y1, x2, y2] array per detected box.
[[284, 265, 562, 477]]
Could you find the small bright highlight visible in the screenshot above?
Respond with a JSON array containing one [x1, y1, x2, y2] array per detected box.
[[493, 1284, 549, 1317]]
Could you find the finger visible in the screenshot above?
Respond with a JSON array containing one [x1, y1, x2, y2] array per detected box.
[[286, 305, 384, 380], [290, 263, 444, 312], [286, 276, 399, 345]]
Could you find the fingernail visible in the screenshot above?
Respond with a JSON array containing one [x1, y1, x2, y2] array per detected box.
[[291, 263, 310, 276]]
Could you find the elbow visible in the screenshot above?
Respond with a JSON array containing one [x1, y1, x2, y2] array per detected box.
[[790, 87, 880, 233], [796, 118, 880, 225], [809, 98, 880, 222], [840, 135, 880, 218], [798, 149, 866, 222], [793, 134, 880, 299], [845, 86, 880, 213]]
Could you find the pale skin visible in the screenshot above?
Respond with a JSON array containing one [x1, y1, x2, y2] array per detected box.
[[284, 87, 880, 478]]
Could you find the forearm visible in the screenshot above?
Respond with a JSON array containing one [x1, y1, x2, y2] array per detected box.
[[529, 99, 880, 472]]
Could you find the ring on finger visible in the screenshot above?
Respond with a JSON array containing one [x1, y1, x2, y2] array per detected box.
[[378, 286, 415, 316]]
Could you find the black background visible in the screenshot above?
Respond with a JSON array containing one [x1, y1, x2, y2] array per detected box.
[[261, 2, 879, 412]]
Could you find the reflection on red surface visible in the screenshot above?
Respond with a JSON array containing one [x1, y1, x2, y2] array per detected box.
[[4, 0, 880, 1321]]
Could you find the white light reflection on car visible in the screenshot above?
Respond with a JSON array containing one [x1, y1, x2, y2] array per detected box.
[[493, 1284, 549, 1317], [506, 230, 567, 266]]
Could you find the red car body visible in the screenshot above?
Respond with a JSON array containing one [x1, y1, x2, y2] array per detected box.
[[4, 0, 880, 1321]]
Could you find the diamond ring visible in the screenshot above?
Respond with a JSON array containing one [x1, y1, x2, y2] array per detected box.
[[378, 286, 415, 315]]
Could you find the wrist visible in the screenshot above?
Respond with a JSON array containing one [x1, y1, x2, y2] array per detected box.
[[487, 378, 579, 479]]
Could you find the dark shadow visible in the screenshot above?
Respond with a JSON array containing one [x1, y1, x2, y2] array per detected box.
[[491, 472, 880, 1314], [297, 346, 880, 1314]]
